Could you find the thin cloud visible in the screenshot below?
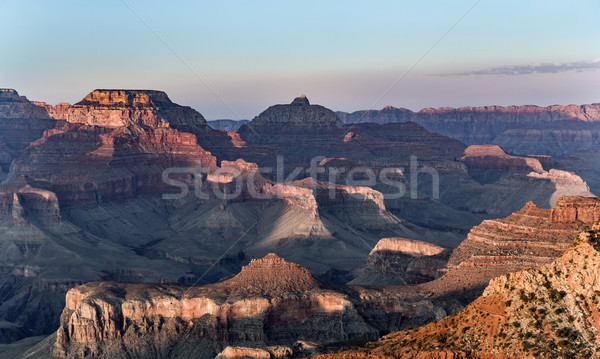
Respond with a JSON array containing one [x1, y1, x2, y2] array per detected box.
[[435, 59, 600, 77]]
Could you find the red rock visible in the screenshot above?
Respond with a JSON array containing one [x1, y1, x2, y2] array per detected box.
[[427, 196, 600, 296], [550, 196, 600, 223], [0, 89, 57, 177]]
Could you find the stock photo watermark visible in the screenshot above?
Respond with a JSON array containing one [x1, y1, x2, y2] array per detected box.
[[162, 156, 440, 201]]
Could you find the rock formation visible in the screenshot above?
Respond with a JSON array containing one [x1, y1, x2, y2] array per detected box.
[[0, 89, 597, 352], [349, 237, 449, 286], [47, 254, 450, 358], [557, 149, 600, 195], [218, 253, 321, 295], [337, 103, 600, 157], [0, 89, 56, 180], [238, 96, 466, 164], [48, 89, 208, 129], [430, 197, 600, 297], [460, 145, 544, 183], [319, 222, 600, 358]]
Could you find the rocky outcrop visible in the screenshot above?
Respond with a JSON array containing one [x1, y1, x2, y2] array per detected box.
[[76, 89, 172, 107], [551, 196, 600, 224], [434, 197, 600, 296], [460, 145, 544, 180], [557, 150, 600, 195], [218, 253, 321, 295], [321, 222, 600, 358], [237, 96, 345, 164], [246, 95, 342, 127], [239, 96, 465, 164], [6, 121, 217, 207], [337, 103, 600, 157], [49, 254, 451, 358], [215, 346, 292, 359], [349, 238, 449, 286], [48, 89, 208, 129]]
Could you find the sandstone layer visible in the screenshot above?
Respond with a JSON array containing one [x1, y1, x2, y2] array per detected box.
[[425, 196, 600, 298], [0, 89, 56, 180]]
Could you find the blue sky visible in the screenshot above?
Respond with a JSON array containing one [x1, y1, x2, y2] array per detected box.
[[1, 1, 599, 119]]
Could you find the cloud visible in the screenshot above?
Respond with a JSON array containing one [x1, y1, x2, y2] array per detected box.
[[435, 59, 600, 77]]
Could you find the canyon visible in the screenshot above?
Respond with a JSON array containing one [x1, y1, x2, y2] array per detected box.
[[24, 194, 600, 358], [337, 103, 600, 157], [0, 89, 599, 357]]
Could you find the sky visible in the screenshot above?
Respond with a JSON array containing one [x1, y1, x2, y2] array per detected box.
[[1, 0, 599, 120]]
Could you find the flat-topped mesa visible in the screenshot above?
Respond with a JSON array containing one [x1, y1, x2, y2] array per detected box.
[[0, 89, 28, 102], [460, 144, 545, 182], [246, 95, 343, 127], [350, 237, 449, 286], [76, 89, 174, 107], [463, 144, 509, 157], [221, 253, 321, 295], [51, 89, 207, 128]]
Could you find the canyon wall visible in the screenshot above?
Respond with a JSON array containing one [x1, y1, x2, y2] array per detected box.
[[338, 103, 600, 157]]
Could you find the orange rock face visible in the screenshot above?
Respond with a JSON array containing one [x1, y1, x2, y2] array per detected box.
[[49, 89, 207, 128]]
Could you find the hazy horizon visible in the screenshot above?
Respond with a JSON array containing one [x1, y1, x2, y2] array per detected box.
[[2, 0, 599, 120]]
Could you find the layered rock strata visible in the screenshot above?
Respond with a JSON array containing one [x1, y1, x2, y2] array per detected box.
[[432, 196, 600, 296]]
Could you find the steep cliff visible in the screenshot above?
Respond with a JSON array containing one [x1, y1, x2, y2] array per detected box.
[[48, 89, 207, 129], [427, 197, 600, 298]]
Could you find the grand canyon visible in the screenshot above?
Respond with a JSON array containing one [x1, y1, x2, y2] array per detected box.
[[2, 2, 599, 357], [0, 87, 598, 358]]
